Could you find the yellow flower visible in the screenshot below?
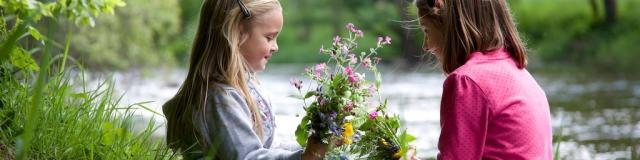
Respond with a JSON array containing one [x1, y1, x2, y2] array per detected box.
[[342, 122, 354, 145], [343, 137, 353, 145], [342, 122, 354, 137]]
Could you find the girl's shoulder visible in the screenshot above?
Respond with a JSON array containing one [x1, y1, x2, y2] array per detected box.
[[208, 82, 247, 97]]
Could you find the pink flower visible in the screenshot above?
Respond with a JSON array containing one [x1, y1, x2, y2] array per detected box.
[[289, 78, 303, 90], [341, 45, 349, 54], [348, 54, 357, 64], [378, 36, 392, 45], [344, 66, 353, 75], [333, 36, 341, 46], [356, 30, 364, 37], [383, 36, 392, 45], [315, 63, 326, 79], [344, 102, 353, 112], [344, 67, 359, 84], [368, 84, 377, 95], [369, 111, 378, 120], [362, 58, 371, 68], [315, 63, 326, 72], [348, 74, 359, 84], [346, 23, 356, 32]]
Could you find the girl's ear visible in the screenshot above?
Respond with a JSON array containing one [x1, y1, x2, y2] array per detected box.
[[239, 24, 250, 45]]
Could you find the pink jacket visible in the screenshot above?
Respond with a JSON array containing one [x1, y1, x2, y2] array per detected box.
[[437, 48, 553, 160]]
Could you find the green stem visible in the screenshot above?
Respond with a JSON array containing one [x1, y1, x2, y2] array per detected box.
[[16, 20, 55, 160]]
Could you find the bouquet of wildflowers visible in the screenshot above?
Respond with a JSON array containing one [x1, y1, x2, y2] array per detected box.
[[290, 23, 416, 160]]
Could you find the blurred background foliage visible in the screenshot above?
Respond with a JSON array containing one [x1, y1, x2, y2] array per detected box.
[[26, 0, 638, 72]]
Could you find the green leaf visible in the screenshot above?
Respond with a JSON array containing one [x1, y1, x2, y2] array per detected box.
[[10, 48, 39, 71], [351, 116, 367, 128], [288, 94, 304, 100], [359, 120, 375, 130], [304, 91, 317, 99], [28, 26, 42, 41], [399, 130, 416, 145], [295, 116, 310, 146], [101, 122, 115, 145]]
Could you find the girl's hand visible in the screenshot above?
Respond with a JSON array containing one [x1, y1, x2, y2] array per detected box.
[[403, 145, 420, 160], [301, 137, 328, 160]]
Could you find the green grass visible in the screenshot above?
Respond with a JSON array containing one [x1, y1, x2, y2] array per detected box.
[[0, 43, 176, 159]]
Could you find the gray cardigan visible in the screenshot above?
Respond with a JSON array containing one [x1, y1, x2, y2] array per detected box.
[[165, 79, 302, 160]]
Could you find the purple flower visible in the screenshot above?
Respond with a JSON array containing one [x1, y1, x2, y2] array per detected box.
[[377, 37, 384, 46], [348, 54, 357, 64], [353, 130, 363, 142], [319, 45, 325, 53], [289, 78, 303, 90], [330, 124, 341, 137], [369, 111, 378, 120], [362, 57, 371, 68], [333, 36, 341, 46]]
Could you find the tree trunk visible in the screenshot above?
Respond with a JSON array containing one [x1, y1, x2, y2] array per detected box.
[[603, 0, 617, 24], [589, 0, 599, 22]]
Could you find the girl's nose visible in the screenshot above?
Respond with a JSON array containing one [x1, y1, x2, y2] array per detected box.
[[422, 41, 429, 52], [271, 43, 279, 54]]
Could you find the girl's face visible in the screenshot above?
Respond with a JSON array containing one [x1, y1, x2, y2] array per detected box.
[[240, 7, 283, 72], [419, 18, 443, 57]]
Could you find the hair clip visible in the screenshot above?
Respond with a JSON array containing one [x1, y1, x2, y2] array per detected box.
[[427, 0, 436, 8], [236, 0, 252, 18]]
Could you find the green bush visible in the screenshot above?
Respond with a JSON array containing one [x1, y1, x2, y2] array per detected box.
[[510, 0, 640, 71], [69, 0, 182, 70]]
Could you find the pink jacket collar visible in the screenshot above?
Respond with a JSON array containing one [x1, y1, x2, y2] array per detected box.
[[468, 47, 510, 61]]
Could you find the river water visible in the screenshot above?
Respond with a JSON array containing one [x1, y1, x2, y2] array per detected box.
[[102, 64, 639, 159]]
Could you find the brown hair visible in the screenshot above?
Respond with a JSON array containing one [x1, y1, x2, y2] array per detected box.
[[416, 0, 527, 73], [163, 0, 281, 153]]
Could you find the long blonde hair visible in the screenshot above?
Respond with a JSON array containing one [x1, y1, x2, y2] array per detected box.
[[416, 0, 527, 73], [163, 0, 281, 153]]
